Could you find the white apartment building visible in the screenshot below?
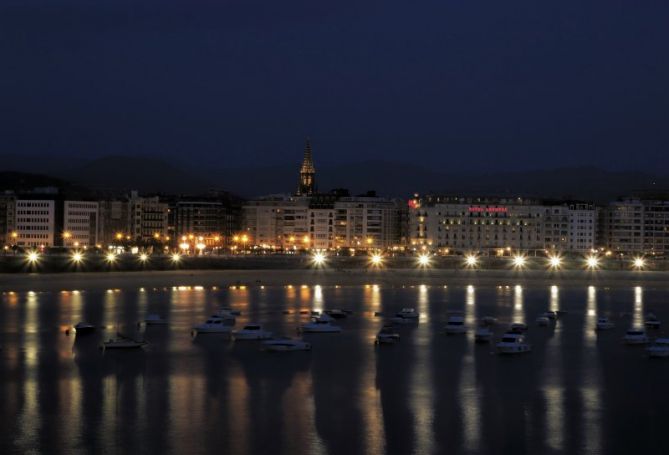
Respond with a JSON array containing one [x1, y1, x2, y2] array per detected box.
[[14, 200, 55, 247], [63, 201, 99, 247], [409, 195, 597, 254], [243, 194, 400, 250]]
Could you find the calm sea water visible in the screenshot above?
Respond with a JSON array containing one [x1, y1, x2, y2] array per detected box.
[[1, 282, 669, 455]]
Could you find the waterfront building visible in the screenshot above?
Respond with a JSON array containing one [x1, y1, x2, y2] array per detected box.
[[601, 198, 669, 255], [174, 196, 240, 247], [13, 198, 99, 248], [98, 199, 131, 245], [0, 192, 16, 247], [129, 191, 169, 244], [242, 141, 401, 250], [63, 201, 98, 247], [409, 195, 597, 254]]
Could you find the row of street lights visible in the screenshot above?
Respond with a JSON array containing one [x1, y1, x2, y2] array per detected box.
[[311, 252, 650, 270]]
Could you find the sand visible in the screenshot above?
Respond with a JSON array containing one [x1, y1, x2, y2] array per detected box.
[[0, 268, 668, 292]]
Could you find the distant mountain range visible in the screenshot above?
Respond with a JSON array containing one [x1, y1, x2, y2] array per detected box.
[[1, 154, 668, 202]]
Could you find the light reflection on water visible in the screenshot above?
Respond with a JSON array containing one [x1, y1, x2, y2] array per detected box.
[[2, 284, 669, 454]]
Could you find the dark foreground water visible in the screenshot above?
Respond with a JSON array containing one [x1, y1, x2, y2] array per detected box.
[[1, 282, 669, 455]]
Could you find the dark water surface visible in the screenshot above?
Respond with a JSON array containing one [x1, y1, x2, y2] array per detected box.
[[1, 282, 669, 454]]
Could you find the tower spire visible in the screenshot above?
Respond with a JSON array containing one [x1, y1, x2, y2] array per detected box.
[[297, 138, 316, 195]]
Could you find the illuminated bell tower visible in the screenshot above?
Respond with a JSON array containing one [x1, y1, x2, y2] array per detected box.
[[297, 138, 316, 196]]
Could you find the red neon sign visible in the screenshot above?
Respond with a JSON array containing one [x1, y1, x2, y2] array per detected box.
[[468, 206, 508, 213]]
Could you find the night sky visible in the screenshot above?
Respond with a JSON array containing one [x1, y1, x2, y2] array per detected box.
[[1, 0, 668, 172]]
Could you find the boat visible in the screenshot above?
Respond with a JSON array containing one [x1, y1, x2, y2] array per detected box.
[[542, 311, 557, 320], [481, 316, 497, 326], [324, 309, 348, 319], [233, 324, 273, 340], [396, 308, 419, 320], [299, 317, 342, 333], [71, 322, 95, 335], [647, 338, 669, 358], [595, 317, 615, 330], [215, 309, 238, 320], [510, 322, 528, 333], [375, 325, 400, 344], [496, 333, 531, 354], [444, 315, 467, 334], [100, 334, 147, 350], [536, 316, 550, 327], [218, 307, 241, 316], [262, 338, 311, 351], [645, 313, 661, 329], [192, 316, 234, 334], [474, 326, 493, 343], [623, 328, 649, 345], [144, 314, 168, 325]]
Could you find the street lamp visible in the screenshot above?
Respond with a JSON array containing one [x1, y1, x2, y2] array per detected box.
[[312, 251, 326, 266], [512, 254, 527, 269], [548, 255, 562, 270], [417, 253, 431, 267], [464, 254, 478, 268], [632, 257, 646, 270], [585, 255, 600, 270], [370, 253, 383, 267]]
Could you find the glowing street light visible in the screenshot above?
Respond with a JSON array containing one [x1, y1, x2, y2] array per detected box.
[[370, 253, 384, 267], [171, 253, 181, 263], [548, 255, 562, 270], [417, 253, 431, 267], [512, 254, 527, 269], [464, 254, 478, 268], [139, 253, 149, 262], [312, 251, 326, 266], [585, 255, 600, 270], [26, 251, 40, 264], [632, 257, 646, 270], [105, 252, 117, 263], [71, 251, 84, 263]]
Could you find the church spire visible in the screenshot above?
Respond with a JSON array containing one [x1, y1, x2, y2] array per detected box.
[[297, 138, 316, 195]]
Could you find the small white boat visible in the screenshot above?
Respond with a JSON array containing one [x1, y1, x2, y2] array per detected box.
[[300, 317, 342, 333], [645, 314, 661, 329], [595, 317, 615, 331], [496, 333, 531, 354], [444, 316, 467, 334], [647, 338, 669, 358], [624, 328, 649, 345], [375, 325, 400, 344], [542, 311, 557, 320], [192, 316, 234, 334], [474, 326, 493, 343], [101, 335, 147, 350], [262, 338, 311, 351], [144, 314, 168, 325], [481, 316, 497, 326], [536, 316, 550, 327], [233, 324, 273, 340], [510, 322, 528, 333]]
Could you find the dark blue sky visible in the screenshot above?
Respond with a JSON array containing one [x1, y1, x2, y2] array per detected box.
[[1, 0, 668, 171]]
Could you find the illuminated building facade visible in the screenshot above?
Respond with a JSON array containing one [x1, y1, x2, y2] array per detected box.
[[296, 139, 316, 196], [63, 201, 98, 247], [409, 195, 596, 254]]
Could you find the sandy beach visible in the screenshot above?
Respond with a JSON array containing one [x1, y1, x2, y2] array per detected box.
[[1, 268, 668, 292]]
